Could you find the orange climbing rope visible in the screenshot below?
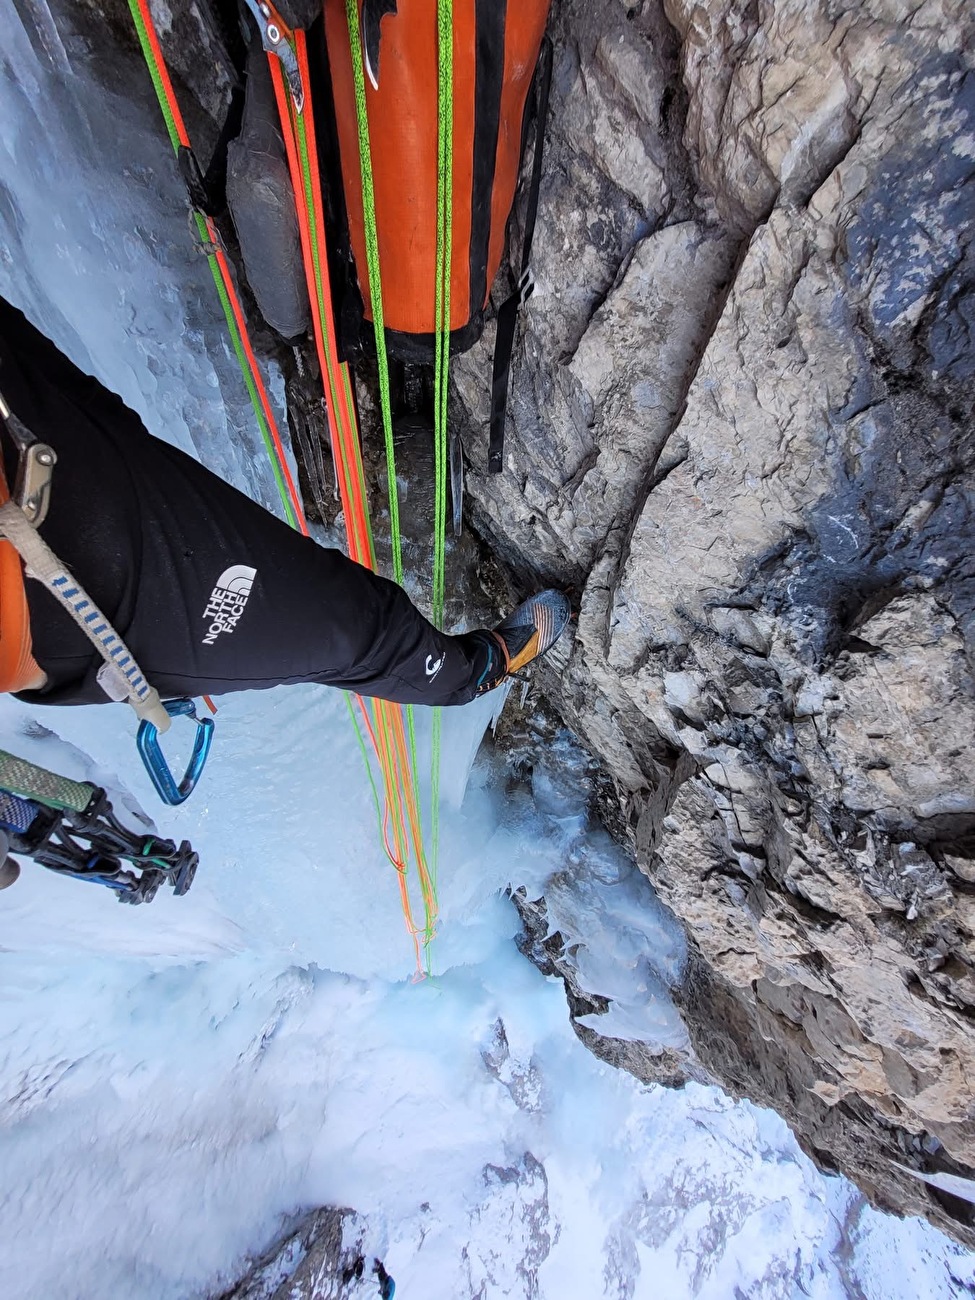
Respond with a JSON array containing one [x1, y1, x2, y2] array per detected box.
[[267, 29, 439, 974], [128, 0, 308, 537], [129, 0, 438, 975]]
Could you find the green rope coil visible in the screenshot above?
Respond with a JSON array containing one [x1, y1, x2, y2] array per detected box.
[[0, 750, 95, 814]]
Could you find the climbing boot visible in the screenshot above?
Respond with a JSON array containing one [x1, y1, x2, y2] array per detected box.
[[473, 590, 571, 694]]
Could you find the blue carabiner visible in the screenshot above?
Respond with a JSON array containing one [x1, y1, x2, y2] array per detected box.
[[136, 698, 215, 806]]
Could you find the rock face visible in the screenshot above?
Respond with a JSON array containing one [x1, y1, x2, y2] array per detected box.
[[455, 0, 975, 1246], [216, 1208, 386, 1300]]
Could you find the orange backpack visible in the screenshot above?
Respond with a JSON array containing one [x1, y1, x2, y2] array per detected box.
[[321, 0, 550, 363], [310, 0, 552, 470]]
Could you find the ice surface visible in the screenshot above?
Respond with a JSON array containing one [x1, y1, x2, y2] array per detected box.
[[3, 690, 975, 1300], [0, 0, 295, 520], [1, 3, 975, 1298], [528, 735, 690, 1048]]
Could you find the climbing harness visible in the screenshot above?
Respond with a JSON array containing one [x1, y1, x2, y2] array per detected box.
[[0, 748, 199, 903], [0, 389, 214, 806]]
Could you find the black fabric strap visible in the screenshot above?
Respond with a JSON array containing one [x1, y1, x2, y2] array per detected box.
[[176, 82, 246, 217], [488, 35, 553, 474], [202, 80, 246, 211], [469, 0, 507, 321]]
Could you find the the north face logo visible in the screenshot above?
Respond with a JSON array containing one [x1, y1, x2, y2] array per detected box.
[[202, 565, 257, 645]]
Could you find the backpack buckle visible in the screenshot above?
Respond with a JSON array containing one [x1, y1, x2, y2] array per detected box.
[[516, 267, 535, 307]]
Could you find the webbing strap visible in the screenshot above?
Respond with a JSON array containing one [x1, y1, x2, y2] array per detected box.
[[127, 0, 308, 536], [488, 36, 553, 474]]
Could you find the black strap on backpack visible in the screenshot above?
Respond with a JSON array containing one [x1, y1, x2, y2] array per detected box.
[[487, 35, 553, 474], [177, 82, 246, 217]]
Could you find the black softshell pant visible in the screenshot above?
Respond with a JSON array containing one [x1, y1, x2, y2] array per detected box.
[[0, 298, 486, 707]]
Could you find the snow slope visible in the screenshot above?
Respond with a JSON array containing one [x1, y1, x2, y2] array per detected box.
[[2, 689, 974, 1300], [2, 3, 975, 1298]]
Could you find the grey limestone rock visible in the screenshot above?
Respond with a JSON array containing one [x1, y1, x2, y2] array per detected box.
[[457, 0, 975, 1247]]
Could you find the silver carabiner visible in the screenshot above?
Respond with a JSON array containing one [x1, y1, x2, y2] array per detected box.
[[0, 385, 57, 526]]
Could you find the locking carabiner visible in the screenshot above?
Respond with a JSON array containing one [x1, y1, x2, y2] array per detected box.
[[136, 698, 215, 806]]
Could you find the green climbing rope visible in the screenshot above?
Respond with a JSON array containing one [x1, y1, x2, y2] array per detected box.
[[344, 0, 404, 586], [344, 0, 461, 959], [127, 0, 303, 534], [430, 0, 454, 892]]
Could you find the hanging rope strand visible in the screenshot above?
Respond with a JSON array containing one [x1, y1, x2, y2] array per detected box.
[[127, 0, 307, 536], [428, 0, 454, 913], [128, 1, 435, 975], [342, 1, 430, 904], [343, 0, 405, 587], [268, 28, 438, 973], [343, 3, 447, 951]]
